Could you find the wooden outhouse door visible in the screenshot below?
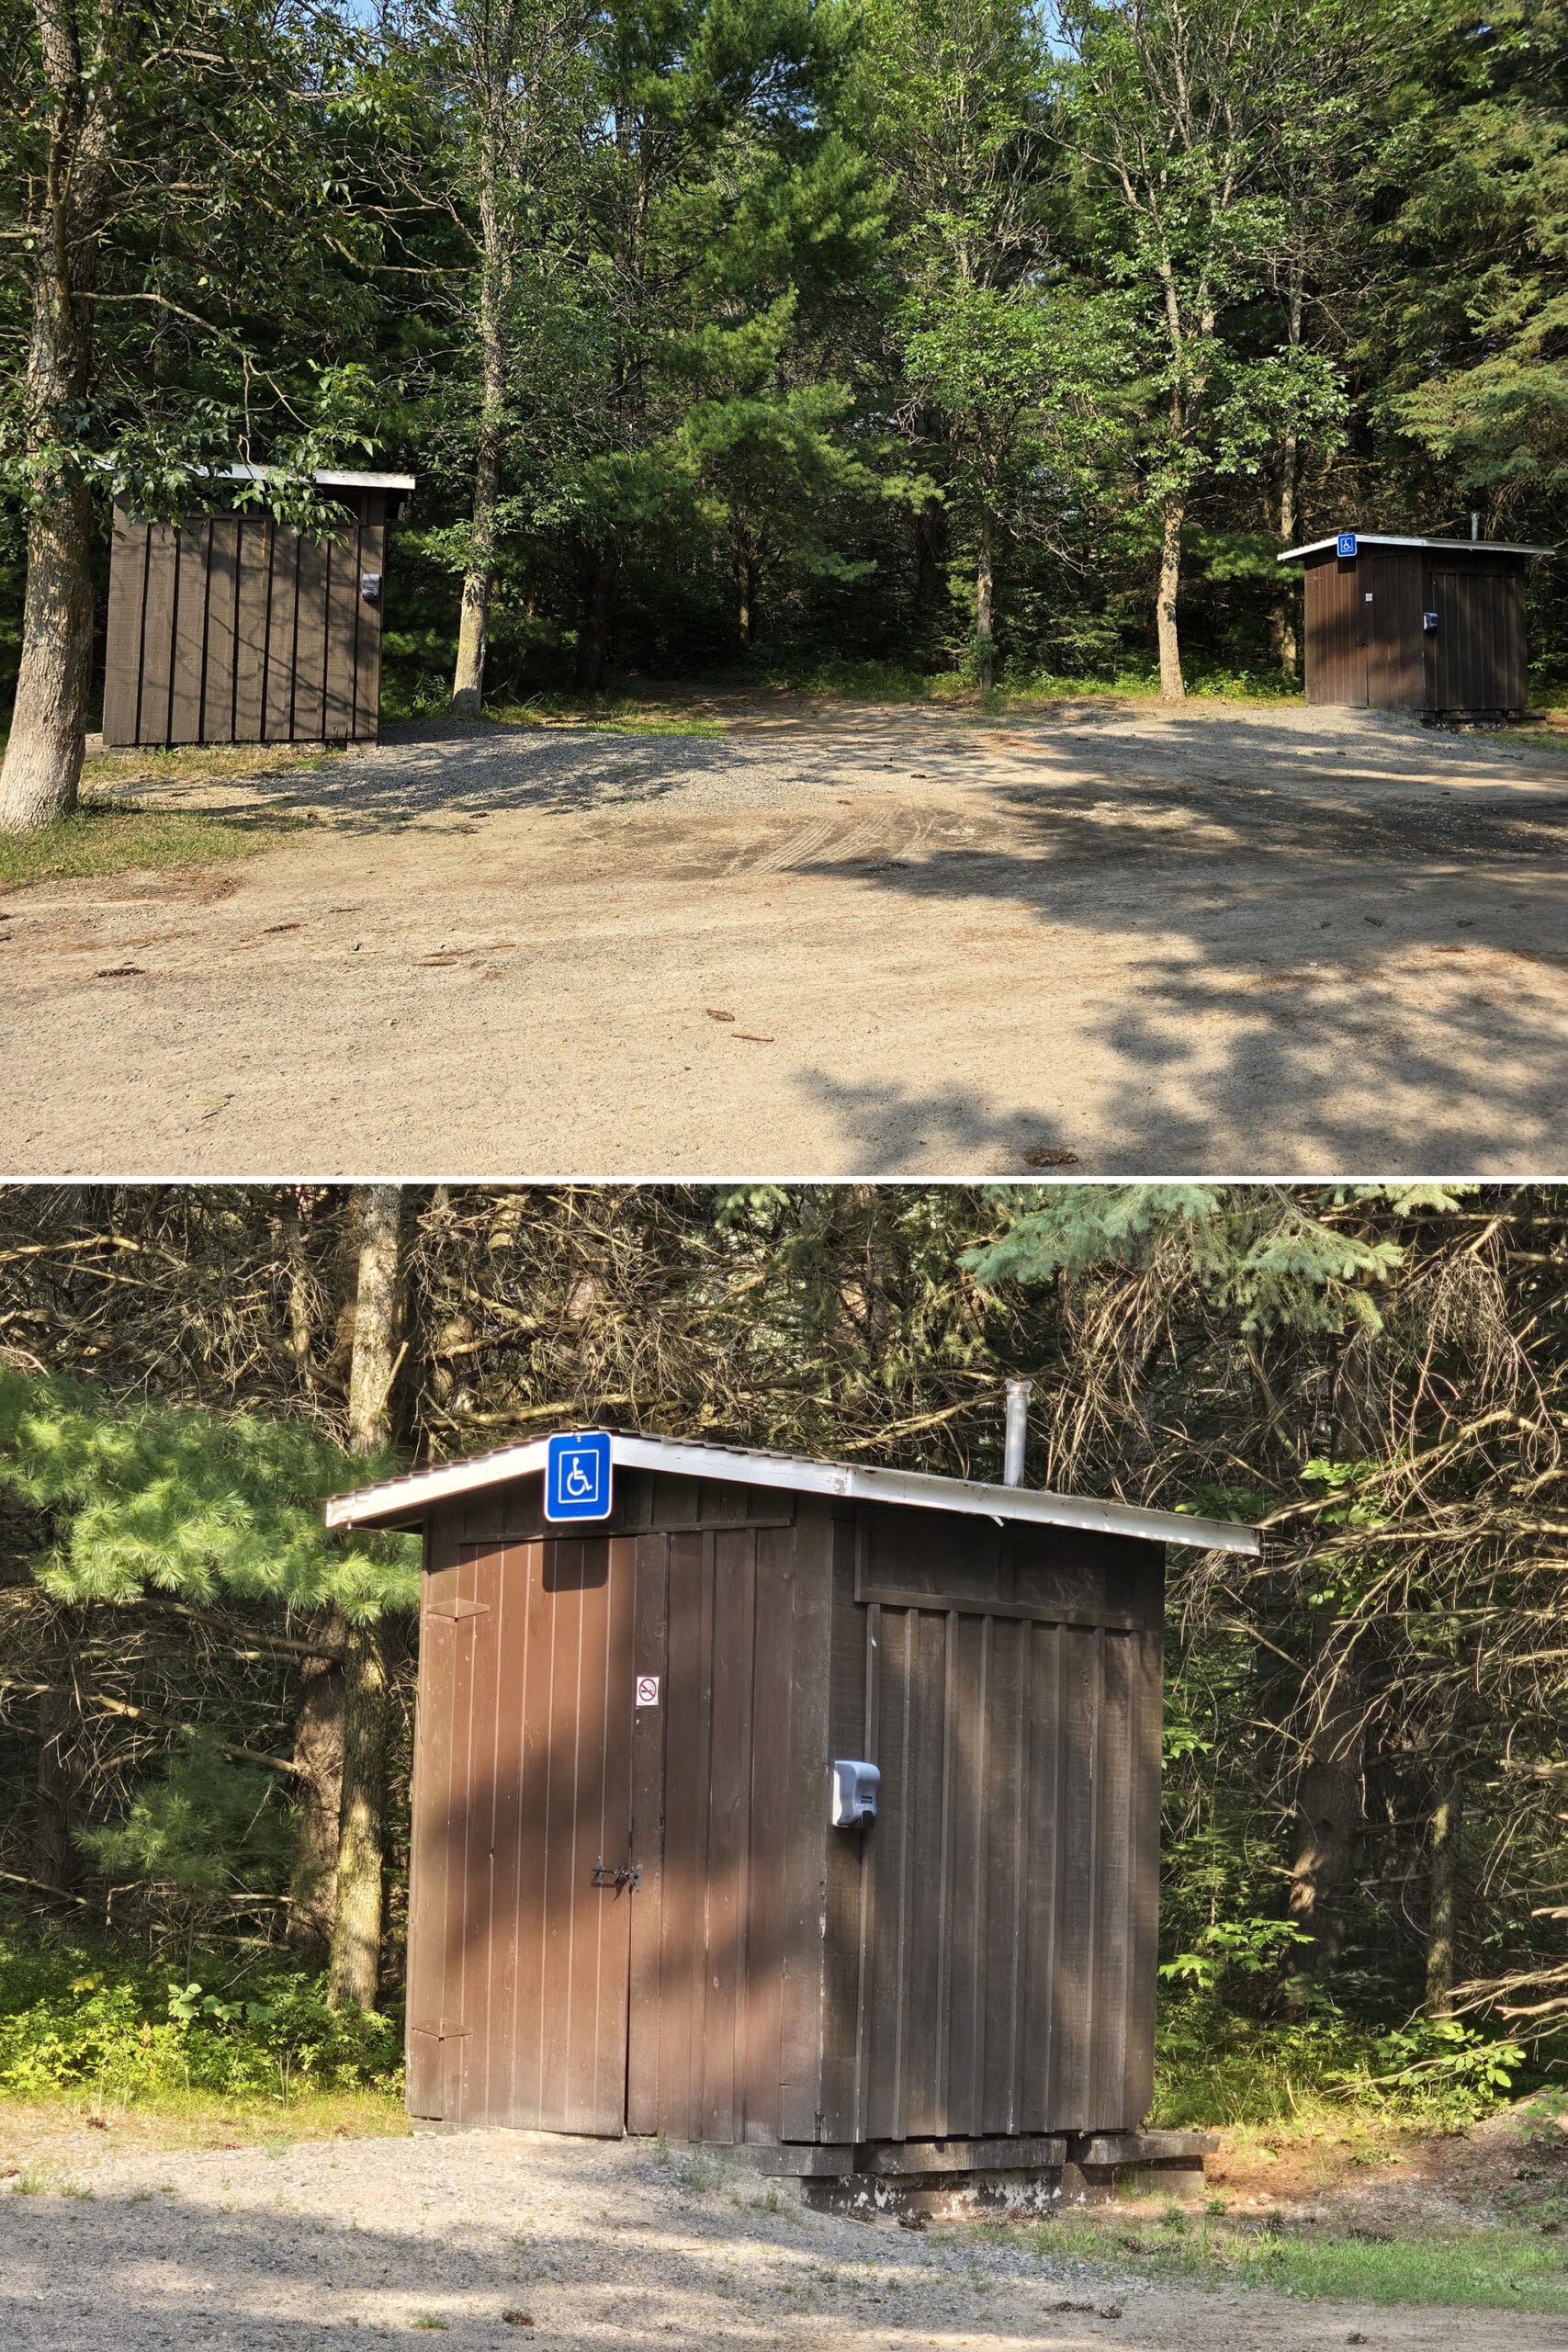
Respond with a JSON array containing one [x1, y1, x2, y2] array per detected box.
[[406, 1535, 637, 2132], [1429, 567, 1527, 714]]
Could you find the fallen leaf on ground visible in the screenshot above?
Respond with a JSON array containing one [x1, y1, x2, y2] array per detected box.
[[705, 1008, 735, 1023], [501, 2313, 536, 2327], [94, 967, 145, 978], [1023, 1147, 1078, 1169]]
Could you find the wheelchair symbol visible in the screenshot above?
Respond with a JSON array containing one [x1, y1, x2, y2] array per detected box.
[[564, 1453, 596, 1499]]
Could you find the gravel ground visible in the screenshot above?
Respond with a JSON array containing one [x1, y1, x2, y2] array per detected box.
[[6, 697, 1568, 1177], [153, 697, 1551, 823], [3, 2125, 1563, 2352]]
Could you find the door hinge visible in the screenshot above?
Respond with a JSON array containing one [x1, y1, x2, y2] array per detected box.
[[592, 1857, 642, 1893]]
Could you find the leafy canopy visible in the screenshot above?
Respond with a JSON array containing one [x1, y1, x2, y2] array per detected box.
[[962, 1182, 1472, 1332], [0, 1366, 418, 1618]]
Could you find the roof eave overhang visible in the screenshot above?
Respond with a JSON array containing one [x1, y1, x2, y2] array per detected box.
[[1277, 535, 1553, 564], [325, 1431, 1259, 1556], [218, 464, 416, 492]]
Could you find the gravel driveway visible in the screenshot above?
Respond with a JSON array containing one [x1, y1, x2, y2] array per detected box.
[[3, 2125, 1562, 2352], [3, 697, 1566, 1176]]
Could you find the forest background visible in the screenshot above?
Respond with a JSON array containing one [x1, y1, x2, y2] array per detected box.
[[0, 1181, 1563, 2133], [2, 0, 1566, 771]]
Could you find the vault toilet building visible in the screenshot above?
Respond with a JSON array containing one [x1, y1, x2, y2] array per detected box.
[[327, 1428, 1259, 2206]]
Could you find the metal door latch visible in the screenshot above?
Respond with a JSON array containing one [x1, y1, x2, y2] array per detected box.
[[592, 1857, 642, 1892]]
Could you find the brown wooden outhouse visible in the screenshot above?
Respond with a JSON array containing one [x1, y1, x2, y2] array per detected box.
[[1277, 529, 1553, 719], [326, 1430, 1258, 2184], [102, 466, 413, 748]]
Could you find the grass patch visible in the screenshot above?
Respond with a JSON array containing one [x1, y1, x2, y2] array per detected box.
[[0, 2086, 409, 2164], [1016, 2208, 1568, 2313], [80, 741, 345, 795], [0, 739, 344, 890], [483, 691, 726, 737], [0, 801, 312, 891]]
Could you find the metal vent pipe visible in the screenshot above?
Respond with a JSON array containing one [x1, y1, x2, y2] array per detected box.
[[1472, 510, 1481, 541], [1003, 1378, 1032, 1487]]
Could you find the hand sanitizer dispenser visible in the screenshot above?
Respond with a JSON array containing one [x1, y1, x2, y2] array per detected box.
[[830, 1758, 880, 1827]]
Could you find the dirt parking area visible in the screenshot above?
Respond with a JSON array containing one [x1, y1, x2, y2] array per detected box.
[[3, 696, 1566, 1176], [2, 2121, 1562, 2352]]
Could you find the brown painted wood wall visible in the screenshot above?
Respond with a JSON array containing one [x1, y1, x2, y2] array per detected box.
[[1302, 545, 1531, 715], [404, 1471, 1165, 2151], [101, 494, 387, 746], [1429, 564, 1528, 714]]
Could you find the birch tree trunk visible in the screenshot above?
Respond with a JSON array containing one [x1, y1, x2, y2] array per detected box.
[[1156, 495, 1186, 702], [451, 128, 510, 718], [0, 0, 114, 833], [328, 1183, 403, 2010], [976, 511, 995, 691]]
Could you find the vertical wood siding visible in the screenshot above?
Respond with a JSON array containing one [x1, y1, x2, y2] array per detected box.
[[102, 497, 387, 745], [1428, 563, 1529, 714], [405, 1520, 636, 2132], [840, 1603, 1157, 2137], [1303, 554, 1364, 707], [404, 1477, 1165, 2151], [1302, 545, 1532, 716], [626, 1521, 804, 2143]]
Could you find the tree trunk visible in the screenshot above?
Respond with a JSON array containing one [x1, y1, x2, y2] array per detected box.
[[1271, 262, 1304, 682], [1281, 1677, 1361, 2008], [573, 545, 620, 692], [737, 549, 756, 650], [1, 0, 113, 833], [451, 132, 510, 720], [976, 512, 995, 690], [287, 1642, 345, 1958], [0, 484, 96, 831], [345, 1184, 403, 1453], [1156, 496, 1186, 702], [913, 492, 946, 662], [327, 1184, 403, 2009], [33, 1685, 80, 1894], [327, 1617, 390, 2010], [1427, 1768, 1464, 2018]]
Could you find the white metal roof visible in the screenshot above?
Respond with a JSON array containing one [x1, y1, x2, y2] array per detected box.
[[219, 464, 415, 492], [1278, 533, 1553, 563], [324, 1428, 1259, 1555]]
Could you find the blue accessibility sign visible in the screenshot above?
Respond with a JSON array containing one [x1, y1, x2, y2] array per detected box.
[[546, 1430, 614, 1521], [1337, 531, 1358, 560]]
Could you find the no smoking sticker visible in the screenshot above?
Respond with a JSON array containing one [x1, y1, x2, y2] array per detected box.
[[636, 1675, 660, 1707]]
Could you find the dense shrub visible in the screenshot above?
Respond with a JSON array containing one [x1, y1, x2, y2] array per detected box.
[[0, 1928, 400, 2104]]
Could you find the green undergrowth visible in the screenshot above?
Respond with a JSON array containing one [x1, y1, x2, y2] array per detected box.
[[693, 651, 1307, 706], [1011, 2208, 1568, 2313], [1152, 1994, 1532, 2133], [0, 1925, 402, 2115]]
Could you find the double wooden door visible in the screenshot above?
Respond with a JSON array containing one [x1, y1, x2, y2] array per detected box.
[[405, 1525, 796, 2140]]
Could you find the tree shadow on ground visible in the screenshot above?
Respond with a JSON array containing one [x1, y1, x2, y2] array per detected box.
[[0, 2143, 1111, 2352], [779, 738, 1568, 1173]]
